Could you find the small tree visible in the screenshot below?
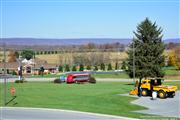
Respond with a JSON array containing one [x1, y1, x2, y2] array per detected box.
[[94, 65, 98, 71], [121, 61, 127, 71], [65, 64, 70, 72], [8, 51, 19, 62], [21, 49, 34, 60], [107, 63, 112, 71], [72, 65, 77, 71], [115, 62, 118, 70], [79, 64, 84, 71], [100, 63, 105, 71], [168, 50, 176, 66], [40, 51, 43, 55], [86, 65, 91, 70], [58, 65, 63, 72], [36, 51, 39, 55], [48, 51, 51, 54]]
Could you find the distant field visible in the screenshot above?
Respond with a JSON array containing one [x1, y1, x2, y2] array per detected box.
[[36, 52, 128, 65]]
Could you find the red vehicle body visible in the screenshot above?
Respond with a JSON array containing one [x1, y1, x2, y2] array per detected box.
[[66, 73, 90, 83]]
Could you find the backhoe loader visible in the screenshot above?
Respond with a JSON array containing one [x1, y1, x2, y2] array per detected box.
[[130, 78, 178, 99]]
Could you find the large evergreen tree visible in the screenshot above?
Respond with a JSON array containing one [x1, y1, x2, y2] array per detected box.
[[127, 18, 165, 82]]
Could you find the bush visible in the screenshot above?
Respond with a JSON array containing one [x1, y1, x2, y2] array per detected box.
[[15, 80, 27, 83], [54, 78, 62, 84], [72, 65, 77, 71], [12, 70, 17, 75], [89, 76, 96, 84], [65, 64, 70, 72], [79, 64, 84, 71]]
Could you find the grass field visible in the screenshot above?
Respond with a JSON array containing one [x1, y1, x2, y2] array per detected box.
[[1, 81, 180, 119], [0, 82, 146, 119], [92, 72, 129, 78]]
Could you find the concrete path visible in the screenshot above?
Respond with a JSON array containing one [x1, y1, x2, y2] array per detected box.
[[0, 107, 139, 120], [131, 91, 180, 118]]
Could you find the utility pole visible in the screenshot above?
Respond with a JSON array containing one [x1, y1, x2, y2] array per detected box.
[[133, 41, 135, 83], [3, 43, 7, 106]]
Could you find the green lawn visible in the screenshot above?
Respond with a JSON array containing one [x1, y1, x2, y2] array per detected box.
[[163, 67, 180, 76], [27, 67, 180, 79], [0, 81, 148, 119], [92, 72, 129, 78], [1, 81, 179, 119]]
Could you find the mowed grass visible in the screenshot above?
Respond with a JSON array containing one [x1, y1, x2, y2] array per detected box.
[[92, 72, 129, 78], [0, 81, 150, 118]]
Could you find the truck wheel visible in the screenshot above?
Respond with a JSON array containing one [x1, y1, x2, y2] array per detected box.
[[141, 89, 148, 96], [158, 90, 167, 99]]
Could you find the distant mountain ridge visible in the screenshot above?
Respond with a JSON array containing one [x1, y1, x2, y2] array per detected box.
[[0, 38, 179, 46]]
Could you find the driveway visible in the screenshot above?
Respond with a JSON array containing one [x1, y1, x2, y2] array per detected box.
[[0, 107, 139, 120], [131, 91, 180, 118]]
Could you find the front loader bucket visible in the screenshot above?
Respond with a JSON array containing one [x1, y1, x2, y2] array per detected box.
[[130, 88, 138, 96]]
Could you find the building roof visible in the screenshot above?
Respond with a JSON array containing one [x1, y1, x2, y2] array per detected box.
[[0, 58, 57, 70]]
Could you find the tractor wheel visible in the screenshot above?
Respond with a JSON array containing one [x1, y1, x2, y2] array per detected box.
[[141, 89, 148, 96], [158, 90, 167, 99]]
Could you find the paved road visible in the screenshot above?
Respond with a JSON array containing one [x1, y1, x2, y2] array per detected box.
[[0, 107, 139, 120], [131, 91, 180, 118]]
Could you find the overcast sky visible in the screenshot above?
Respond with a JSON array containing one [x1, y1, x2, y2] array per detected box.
[[1, 0, 180, 39]]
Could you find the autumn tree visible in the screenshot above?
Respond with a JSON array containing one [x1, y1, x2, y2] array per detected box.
[[8, 51, 19, 62]]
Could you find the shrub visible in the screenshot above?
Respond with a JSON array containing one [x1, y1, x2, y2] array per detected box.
[[79, 64, 84, 71], [54, 78, 62, 84], [72, 65, 77, 71], [107, 63, 112, 71], [15, 80, 27, 83], [65, 64, 70, 72], [12, 70, 17, 75], [89, 76, 96, 84], [58, 65, 63, 72], [100, 63, 105, 71], [86, 65, 91, 70], [94, 65, 98, 71]]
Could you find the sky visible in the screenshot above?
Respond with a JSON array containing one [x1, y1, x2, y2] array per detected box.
[[0, 0, 180, 39]]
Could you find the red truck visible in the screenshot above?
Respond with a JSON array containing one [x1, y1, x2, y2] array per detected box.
[[66, 73, 90, 83]]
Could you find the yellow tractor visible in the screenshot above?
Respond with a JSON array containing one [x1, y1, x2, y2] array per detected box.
[[130, 78, 178, 99]]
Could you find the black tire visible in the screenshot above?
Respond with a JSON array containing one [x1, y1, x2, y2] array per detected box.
[[141, 89, 148, 96], [158, 90, 167, 99], [168, 92, 175, 98]]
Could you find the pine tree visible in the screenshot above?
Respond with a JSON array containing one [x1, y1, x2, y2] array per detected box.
[[79, 64, 84, 71], [127, 18, 165, 82], [100, 63, 105, 71], [107, 63, 112, 71]]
